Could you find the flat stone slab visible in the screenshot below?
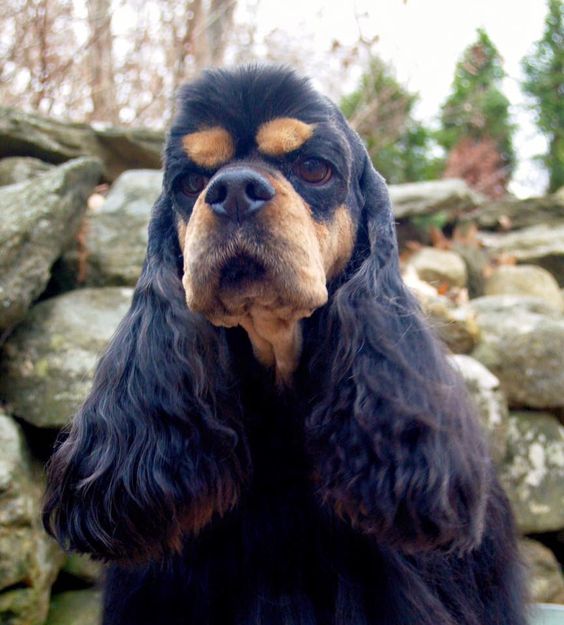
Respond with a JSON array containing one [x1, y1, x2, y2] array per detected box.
[[0, 106, 163, 182], [499, 411, 564, 534], [461, 192, 564, 231], [449, 354, 508, 463], [63, 169, 162, 286], [46, 590, 102, 625], [0, 288, 133, 428], [389, 178, 483, 220], [0, 411, 64, 625], [0, 157, 102, 333], [480, 224, 564, 286], [470, 296, 564, 409]]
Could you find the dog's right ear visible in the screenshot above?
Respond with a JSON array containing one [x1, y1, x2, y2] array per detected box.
[[306, 138, 490, 555], [43, 194, 250, 562]]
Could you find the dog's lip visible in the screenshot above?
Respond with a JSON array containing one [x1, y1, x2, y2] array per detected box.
[[218, 253, 267, 290], [210, 225, 274, 272]]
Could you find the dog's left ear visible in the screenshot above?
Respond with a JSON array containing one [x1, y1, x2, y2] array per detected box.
[[306, 141, 490, 555], [42, 194, 250, 562]]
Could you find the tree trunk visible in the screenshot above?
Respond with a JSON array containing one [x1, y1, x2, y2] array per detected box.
[[87, 0, 118, 123], [208, 0, 236, 66], [188, 0, 211, 76]]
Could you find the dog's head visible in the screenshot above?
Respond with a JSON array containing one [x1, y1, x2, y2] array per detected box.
[[164, 66, 379, 380]]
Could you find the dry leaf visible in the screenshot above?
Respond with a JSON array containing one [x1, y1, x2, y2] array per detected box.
[[430, 226, 451, 250]]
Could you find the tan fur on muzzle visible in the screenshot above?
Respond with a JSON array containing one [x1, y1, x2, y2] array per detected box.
[[180, 174, 353, 382]]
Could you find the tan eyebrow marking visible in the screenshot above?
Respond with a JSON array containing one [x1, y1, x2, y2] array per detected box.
[[182, 126, 235, 168], [256, 118, 315, 156]]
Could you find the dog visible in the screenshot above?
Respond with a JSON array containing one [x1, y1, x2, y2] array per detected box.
[[43, 65, 527, 625]]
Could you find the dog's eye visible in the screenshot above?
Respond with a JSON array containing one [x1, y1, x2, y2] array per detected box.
[[294, 158, 332, 184], [179, 173, 209, 197]]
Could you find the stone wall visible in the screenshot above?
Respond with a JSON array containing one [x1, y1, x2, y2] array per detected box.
[[0, 110, 563, 624]]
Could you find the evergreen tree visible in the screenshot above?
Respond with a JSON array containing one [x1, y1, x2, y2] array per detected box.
[[341, 57, 441, 184], [438, 29, 514, 197], [522, 0, 564, 193]]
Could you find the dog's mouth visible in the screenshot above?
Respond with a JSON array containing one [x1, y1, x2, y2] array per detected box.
[[182, 186, 336, 328], [219, 254, 267, 292]]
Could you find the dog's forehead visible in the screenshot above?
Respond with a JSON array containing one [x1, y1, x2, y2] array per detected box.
[[168, 66, 340, 167]]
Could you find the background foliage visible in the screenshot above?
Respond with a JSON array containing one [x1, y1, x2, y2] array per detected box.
[[0, 0, 562, 195], [522, 0, 564, 193]]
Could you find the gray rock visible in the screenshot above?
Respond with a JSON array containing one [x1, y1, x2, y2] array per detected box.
[[0, 157, 53, 186], [470, 297, 564, 408], [46, 590, 102, 625], [0, 106, 163, 182], [0, 106, 98, 163], [469, 294, 561, 319], [449, 355, 508, 463], [484, 265, 564, 313], [461, 192, 564, 231], [499, 411, 564, 534], [407, 247, 467, 289], [63, 169, 161, 286], [389, 179, 484, 220], [0, 158, 102, 333], [418, 294, 480, 354], [0, 288, 133, 428], [452, 242, 489, 298], [62, 554, 103, 585], [521, 538, 564, 604], [0, 411, 64, 625], [480, 224, 564, 286], [95, 126, 164, 180]]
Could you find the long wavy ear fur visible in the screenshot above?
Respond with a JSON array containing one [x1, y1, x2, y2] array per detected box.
[[306, 149, 490, 554], [43, 195, 249, 562]]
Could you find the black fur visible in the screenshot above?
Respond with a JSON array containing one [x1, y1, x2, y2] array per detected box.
[[43, 66, 527, 625]]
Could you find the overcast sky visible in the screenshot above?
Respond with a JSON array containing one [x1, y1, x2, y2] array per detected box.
[[242, 0, 549, 196]]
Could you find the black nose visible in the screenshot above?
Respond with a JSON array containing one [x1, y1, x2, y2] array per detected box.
[[205, 168, 275, 221]]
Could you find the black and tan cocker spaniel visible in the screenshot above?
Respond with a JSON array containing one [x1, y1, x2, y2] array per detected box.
[[43, 66, 527, 625]]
